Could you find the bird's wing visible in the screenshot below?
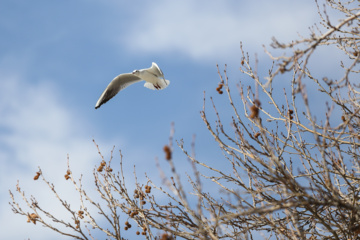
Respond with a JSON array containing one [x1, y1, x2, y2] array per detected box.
[[95, 73, 142, 109], [147, 62, 164, 78]]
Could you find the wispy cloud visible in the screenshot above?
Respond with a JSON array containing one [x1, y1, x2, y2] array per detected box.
[[0, 73, 106, 239], [120, 1, 316, 61]]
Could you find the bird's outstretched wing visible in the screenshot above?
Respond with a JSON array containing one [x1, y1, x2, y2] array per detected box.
[[148, 62, 164, 78], [95, 73, 142, 109]]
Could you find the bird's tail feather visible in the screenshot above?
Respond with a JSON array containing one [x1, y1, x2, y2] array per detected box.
[[144, 80, 170, 90]]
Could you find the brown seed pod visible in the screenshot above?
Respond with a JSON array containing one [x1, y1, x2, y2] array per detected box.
[[161, 233, 171, 240], [280, 66, 285, 73], [163, 145, 171, 153], [34, 172, 40, 180], [163, 145, 172, 160], [249, 105, 259, 119], [29, 213, 39, 219], [27, 213, 39, 224]]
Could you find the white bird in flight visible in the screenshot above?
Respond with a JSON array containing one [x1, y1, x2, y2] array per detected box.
[[95, 62, 170, 109]]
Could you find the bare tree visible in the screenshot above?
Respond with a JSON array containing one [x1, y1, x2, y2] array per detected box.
[[10, 1, 360, 239]]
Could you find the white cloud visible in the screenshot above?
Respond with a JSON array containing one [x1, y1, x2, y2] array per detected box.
[[120, 1, 317, 61], [0, 74, 110, 240]]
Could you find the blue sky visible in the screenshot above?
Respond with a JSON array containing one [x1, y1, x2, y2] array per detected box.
[[0, 0, 340, 239]]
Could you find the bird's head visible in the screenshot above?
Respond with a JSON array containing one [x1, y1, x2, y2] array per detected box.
[[132, 70, 140, 76]]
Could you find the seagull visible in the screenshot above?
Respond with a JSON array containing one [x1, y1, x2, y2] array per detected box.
[[95, 62, 170, 109]]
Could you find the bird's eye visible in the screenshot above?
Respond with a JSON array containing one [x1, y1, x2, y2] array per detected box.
[[132, 70, 139, 74]]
